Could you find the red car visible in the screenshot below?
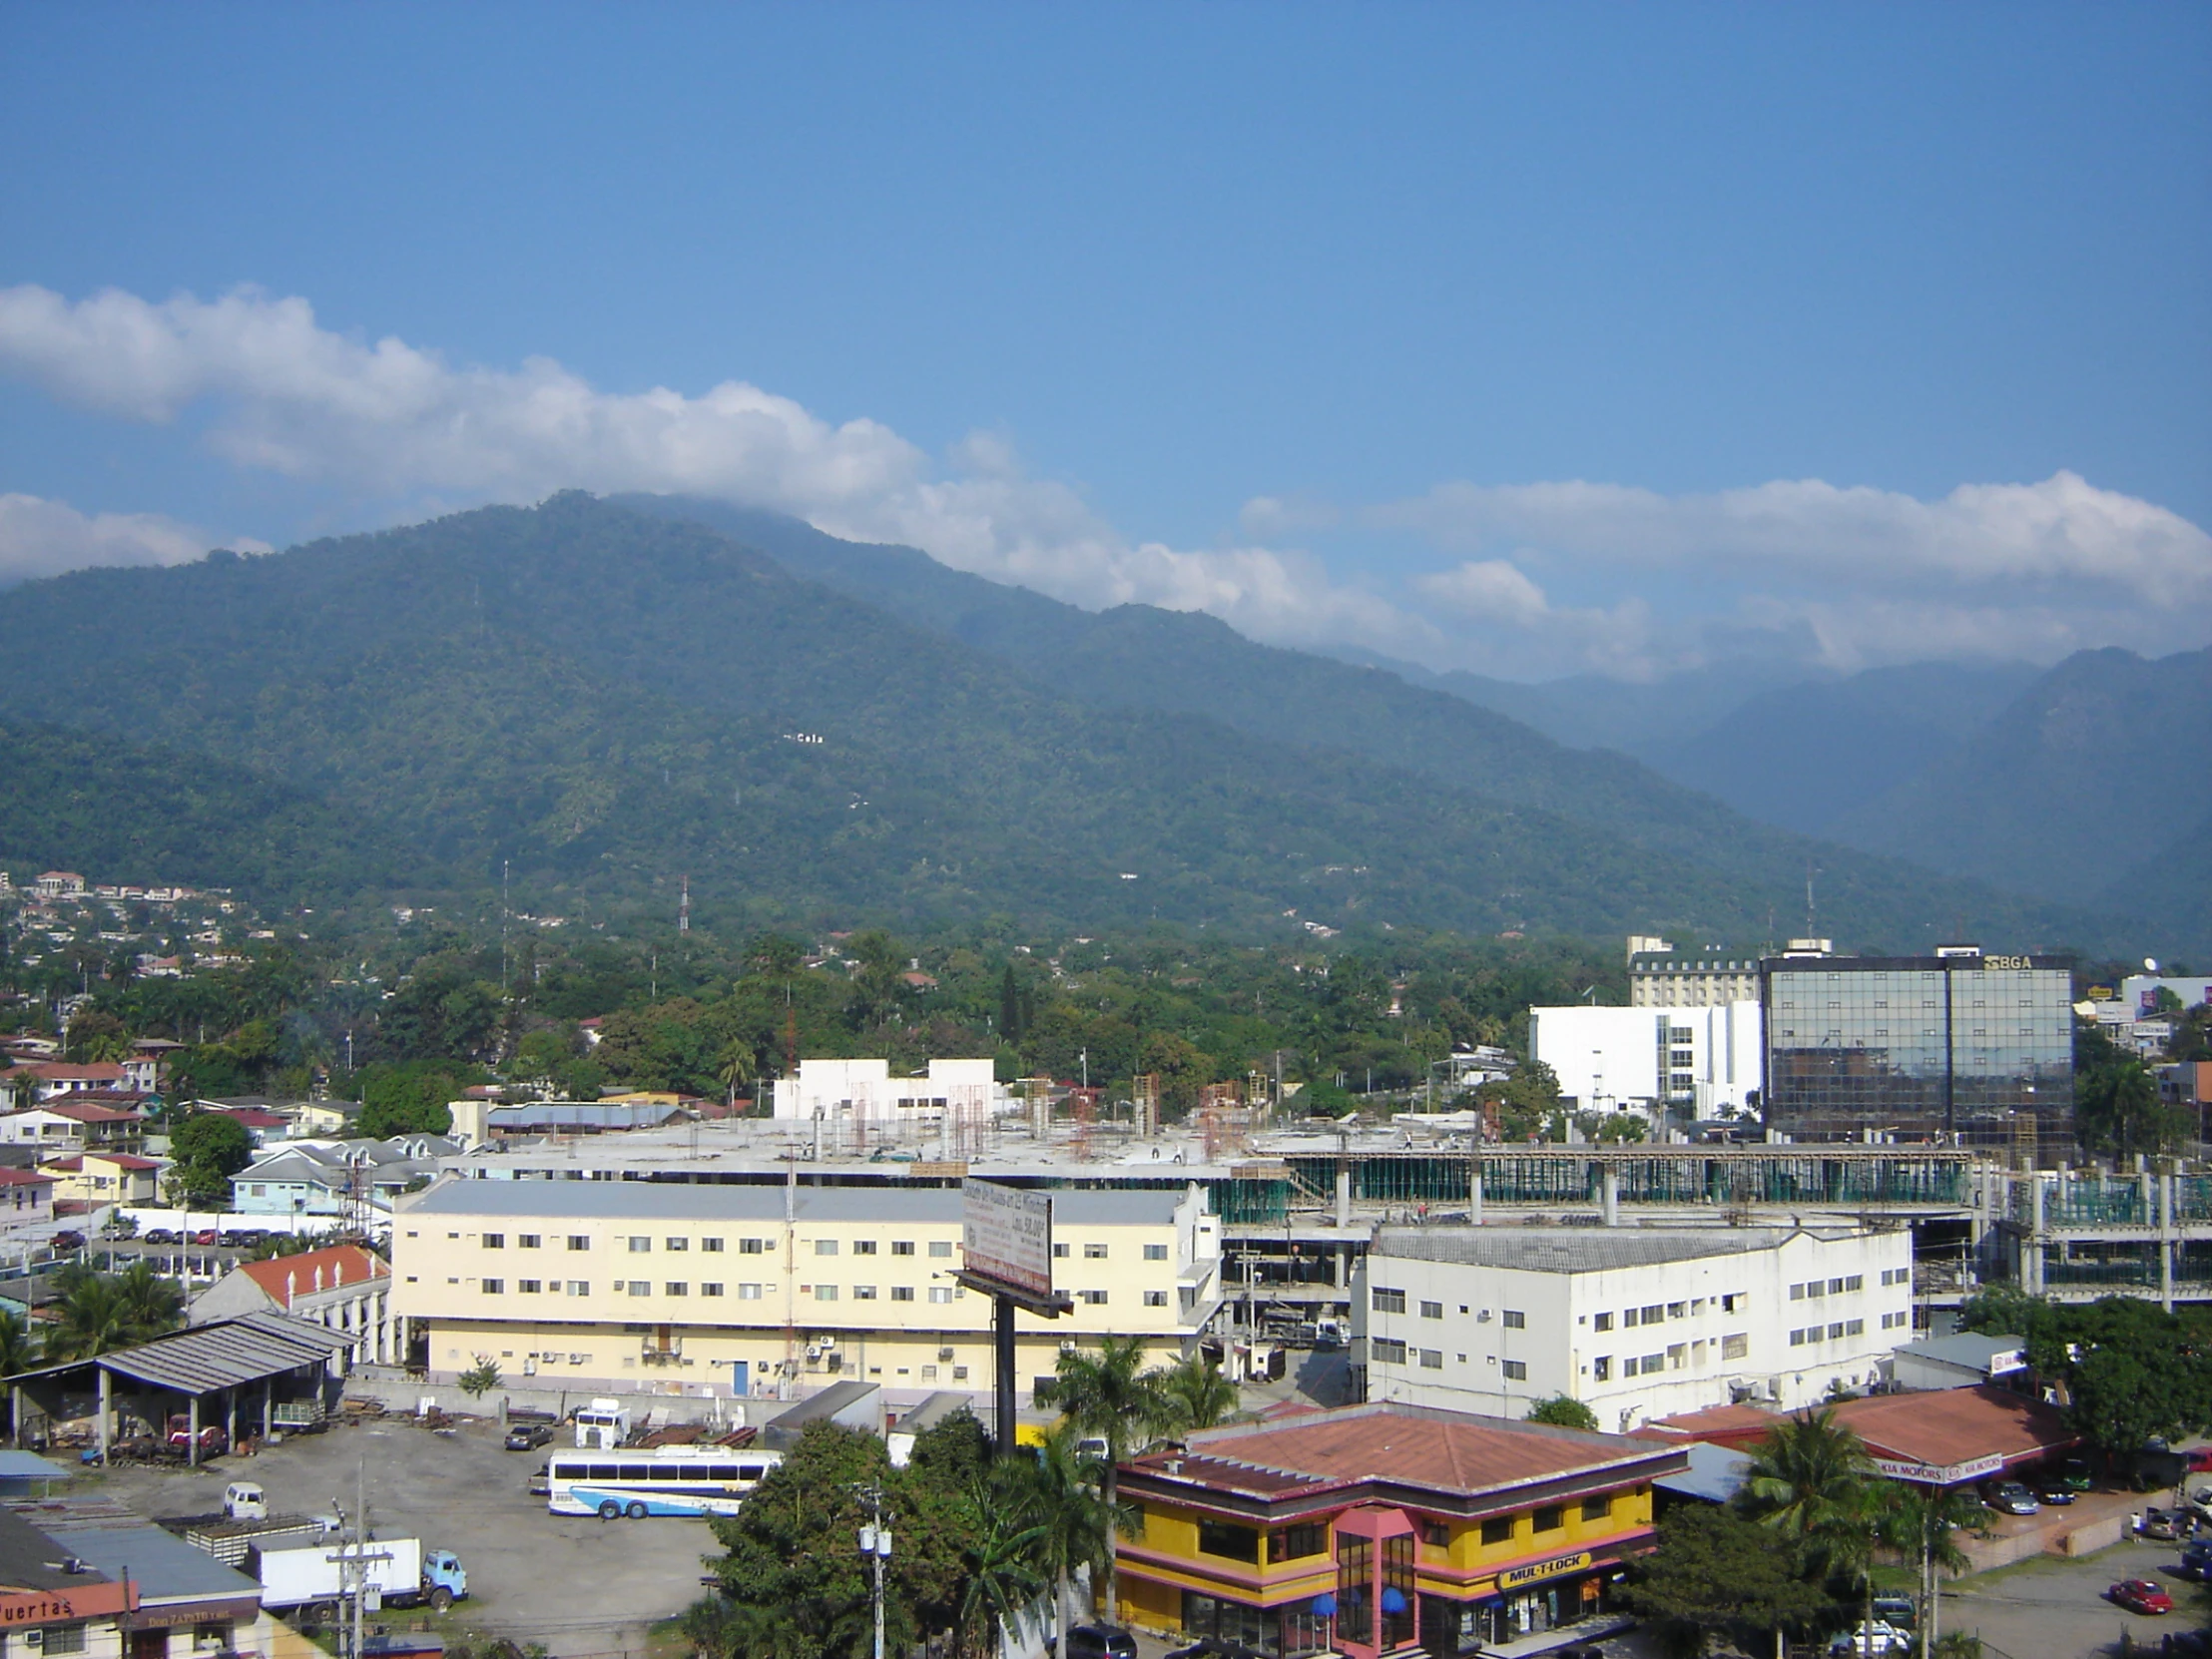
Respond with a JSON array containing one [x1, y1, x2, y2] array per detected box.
[[2189, 1446, 2212, 1473], [2109, 1580, 2175, 1615]]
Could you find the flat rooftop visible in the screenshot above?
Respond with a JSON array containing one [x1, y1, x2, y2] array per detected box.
[[1370, 1224, 1871, 1273], [404, 1180, 1187, 1226]]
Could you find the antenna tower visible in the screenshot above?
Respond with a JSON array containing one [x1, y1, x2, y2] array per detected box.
[[679, 875, 691, 933]]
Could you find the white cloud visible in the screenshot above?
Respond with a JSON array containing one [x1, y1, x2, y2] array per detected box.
[[0, 282, 1408, 653], [1382, 472, 2212, 604], [0, 493, 267, 585], [1, 282, 2205, 680]]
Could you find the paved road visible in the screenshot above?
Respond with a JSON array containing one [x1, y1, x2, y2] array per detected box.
[[92, 1415, 711, 1659]]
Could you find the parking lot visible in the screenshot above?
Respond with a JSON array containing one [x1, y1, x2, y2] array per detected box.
[[1940, 1537, 2212, 1657], [91, 1413, 715, 1658]]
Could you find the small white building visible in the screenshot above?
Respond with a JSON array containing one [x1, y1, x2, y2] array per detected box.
[[771, 1057, 1008, 1126], [1530, 1001, 1763, 1118], [189, 1243, 397, 1373], [1352, 1223, 1912, 1433], [1890, 1332, 2026, 1392]]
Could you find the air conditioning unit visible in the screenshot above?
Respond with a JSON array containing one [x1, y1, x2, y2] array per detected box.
[[805, 1344, 823, 1362], [937, 1348, 954, 1362], [25, 1631, 43, 1647], [819, 1334, 837, 1350], [1476, 1310, 1492, 1323]]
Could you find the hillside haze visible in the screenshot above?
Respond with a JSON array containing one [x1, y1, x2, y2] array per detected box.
[[0, 494, 2153, 949]]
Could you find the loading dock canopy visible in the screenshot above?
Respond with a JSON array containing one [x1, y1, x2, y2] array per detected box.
[[9, 1312, 351, 1396]]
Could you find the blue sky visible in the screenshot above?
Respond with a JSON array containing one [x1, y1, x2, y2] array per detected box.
[[3, 3, 2208, 680]]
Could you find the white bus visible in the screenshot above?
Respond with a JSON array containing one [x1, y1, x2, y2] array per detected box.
[[545, 1445, 782, 1519]]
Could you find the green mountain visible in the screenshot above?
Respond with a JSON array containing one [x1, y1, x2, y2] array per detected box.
[[1830, 646, 2212, 910], [618, 495, 2140, 950], [0, 495, 2145, 949], [0, 716, 410, 900]]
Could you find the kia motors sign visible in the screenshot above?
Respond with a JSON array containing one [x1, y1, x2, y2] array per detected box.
[[962, 1179, 1053, 1300]]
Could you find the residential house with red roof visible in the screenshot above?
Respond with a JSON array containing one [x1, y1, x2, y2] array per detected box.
[[0, 1166, 57, 1231], [188, 1244, 396, 1373], [1116, 1401, 1684, 1656], [40, 1151, 167, 1212]]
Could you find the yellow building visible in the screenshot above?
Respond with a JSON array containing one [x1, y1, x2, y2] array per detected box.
[[41, 1150, 165, 1209], [1116, 1402, 1684, 1656], [392, 1179, 1222, 1394]]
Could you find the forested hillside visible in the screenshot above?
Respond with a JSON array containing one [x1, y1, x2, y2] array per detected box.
[[0, 494, 2138, 949]]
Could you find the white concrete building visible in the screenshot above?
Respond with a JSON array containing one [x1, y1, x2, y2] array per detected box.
[[1529, 1001, 1763, 1118], [1352, 1224, 1912, 1433], [771, 1057, 1008, 1127], [189, 1243, 397, 1374]]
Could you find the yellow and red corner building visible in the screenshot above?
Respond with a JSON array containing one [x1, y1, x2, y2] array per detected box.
[[1115, 1402, 1685, 1656]]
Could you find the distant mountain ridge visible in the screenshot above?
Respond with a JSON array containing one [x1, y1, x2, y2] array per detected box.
[[1831, 645, 2212, 908], [615, 495, 2152, 951]]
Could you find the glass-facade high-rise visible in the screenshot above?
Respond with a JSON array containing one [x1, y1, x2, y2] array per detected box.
[[1762, 947, 2072, 1150]]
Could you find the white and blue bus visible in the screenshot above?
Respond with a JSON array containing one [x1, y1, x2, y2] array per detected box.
[[546, 1446, 783, 1519]]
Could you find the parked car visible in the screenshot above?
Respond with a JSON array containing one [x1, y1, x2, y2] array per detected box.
[[2031, 1478, 2076, 1505], [2187, 1446, 2212, 1473], [504, 1422, 555, 1451], [142, 1228, 179, 1245], [1061, 1628, 1139, 1659], [49, 1231, 86, 1253], [2055, 1457, 2094, 1490], [2141, 1507, 2189, 1541], [1166, 1641, 1270, 1659], [165, 1415, 227, 1453], [2109, 1579, 2176, 1615], [191, 1229, 219, 1246], [1982, 1480, 2039, 1516], [1871, 1593, 1917, 1631], [2179, 1539, 2212, 1581], [1827, 1621, 1911, 1655]]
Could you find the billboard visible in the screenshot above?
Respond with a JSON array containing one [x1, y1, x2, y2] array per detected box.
[[962, 1178, 1053, 1300]]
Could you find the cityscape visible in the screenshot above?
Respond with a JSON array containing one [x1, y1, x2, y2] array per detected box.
[[1, 10, 2208, 1659]]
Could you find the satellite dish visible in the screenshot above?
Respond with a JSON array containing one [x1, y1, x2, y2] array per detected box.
[[2146, 958, 2160, 973]]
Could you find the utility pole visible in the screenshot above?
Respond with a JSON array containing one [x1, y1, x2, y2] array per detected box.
[[857, 1482, 891, 1659]]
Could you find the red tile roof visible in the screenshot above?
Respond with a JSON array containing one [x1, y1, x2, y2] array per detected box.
[[42, 1101, 143, 1123], [215, 1107, 289, 1128], [1639, 1402, 1787, 1448], [0, 1168, 56, 1187], [1827, 1386, 2074, 1475], [239, 1245, 389, 1307], [1129, 1402, 1681, 1504]]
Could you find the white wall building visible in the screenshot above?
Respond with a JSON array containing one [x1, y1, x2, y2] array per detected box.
[[1530, 1001, 1763, 1117], [771, 1057, 1008, 1126], [1352, 1224, 1912, 1433]]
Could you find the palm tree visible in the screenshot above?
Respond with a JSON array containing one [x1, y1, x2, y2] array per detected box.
[[1740, 1407, 1877, 1569], [0, 1309, 36, 1379], [1157, 1354, 1243, 1437], [41, 1274, 135, 1363], [1874, 1480, 1984, 1655], [955, 1485, 1046, 1659], [112, 1260, 184, 1339], [1006, 1422, 1114, 1647], [1041, 1336, 1169, 1620], [715, 1041, 756, 1110]]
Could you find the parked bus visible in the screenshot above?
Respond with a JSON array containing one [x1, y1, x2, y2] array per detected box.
[[545, 1446, 783, 1518]]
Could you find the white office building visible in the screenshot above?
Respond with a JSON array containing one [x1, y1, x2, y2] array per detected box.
[[1352, 1224, 1912, 1433], [1530, 1001, 1763, 1118], [770, 1057, 1009, 1126]]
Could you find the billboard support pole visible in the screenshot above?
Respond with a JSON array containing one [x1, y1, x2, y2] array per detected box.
[[995, 1293, 1017, 1456], [959, 1177, 1072, 1458]]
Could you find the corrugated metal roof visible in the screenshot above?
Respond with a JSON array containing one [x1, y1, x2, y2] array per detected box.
[[10, 1313, 350, 1394]]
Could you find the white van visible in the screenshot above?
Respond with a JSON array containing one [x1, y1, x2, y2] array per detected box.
[[224, 1481, 267, 1519]]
